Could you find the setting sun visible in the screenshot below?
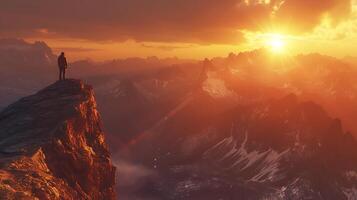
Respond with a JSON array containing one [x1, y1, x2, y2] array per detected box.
[[265, 34, 286, 53]]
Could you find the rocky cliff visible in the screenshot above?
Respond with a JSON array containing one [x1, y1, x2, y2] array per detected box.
[[0, 79, 116, 199]]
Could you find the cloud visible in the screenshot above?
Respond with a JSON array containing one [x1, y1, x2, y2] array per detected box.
[[141, 43, 195, 51], [113, 159, 160, 200], [273, 0, 352, 32], [114, 160, 155, 187], [53, 47, 101, 53], [0, 0, 353, 43]]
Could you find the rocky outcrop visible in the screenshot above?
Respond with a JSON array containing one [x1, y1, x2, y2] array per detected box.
[[0, 79, 115, 199]]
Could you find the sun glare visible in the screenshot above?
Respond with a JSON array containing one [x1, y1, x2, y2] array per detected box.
[[265, 34, 286, 53]]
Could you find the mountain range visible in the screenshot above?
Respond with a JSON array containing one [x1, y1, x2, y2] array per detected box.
[[1, 39, 357, 199]]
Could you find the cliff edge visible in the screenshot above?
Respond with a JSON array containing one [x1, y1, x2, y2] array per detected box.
[[0, 79, 116, 199]]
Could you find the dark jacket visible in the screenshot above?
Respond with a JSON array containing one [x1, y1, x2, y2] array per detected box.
[[58, 55, 68, 69]]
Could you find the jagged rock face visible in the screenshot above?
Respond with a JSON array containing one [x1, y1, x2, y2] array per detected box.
[[0, 79, 115, 200]]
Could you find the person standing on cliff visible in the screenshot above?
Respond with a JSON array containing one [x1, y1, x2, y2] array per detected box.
[[58, 52, 68, 81]]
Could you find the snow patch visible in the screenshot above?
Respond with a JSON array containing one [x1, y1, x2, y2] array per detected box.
[[202, 72, 235, 98], [345, 171, 357, 181], [343, 187, 357, 200], [205, 132, 289, 183]]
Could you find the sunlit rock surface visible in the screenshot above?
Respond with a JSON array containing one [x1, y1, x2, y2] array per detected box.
[[0, 79, 115, 200]]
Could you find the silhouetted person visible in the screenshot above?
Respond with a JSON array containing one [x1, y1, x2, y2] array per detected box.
[[58, 52, 68, 80]]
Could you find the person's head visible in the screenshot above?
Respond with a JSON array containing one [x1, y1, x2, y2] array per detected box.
[[61, 52, 65, 56]]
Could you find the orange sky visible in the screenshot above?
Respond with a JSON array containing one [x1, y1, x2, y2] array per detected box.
[[1, 0, 356, 61]]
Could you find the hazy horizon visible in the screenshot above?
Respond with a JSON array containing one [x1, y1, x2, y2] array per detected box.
[[2, 37, 357, 63], [2, 0, 357, 60]]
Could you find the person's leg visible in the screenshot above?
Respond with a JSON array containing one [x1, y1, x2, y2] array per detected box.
[[63, 68, 66, 80], [59, 68, 62, 80]]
